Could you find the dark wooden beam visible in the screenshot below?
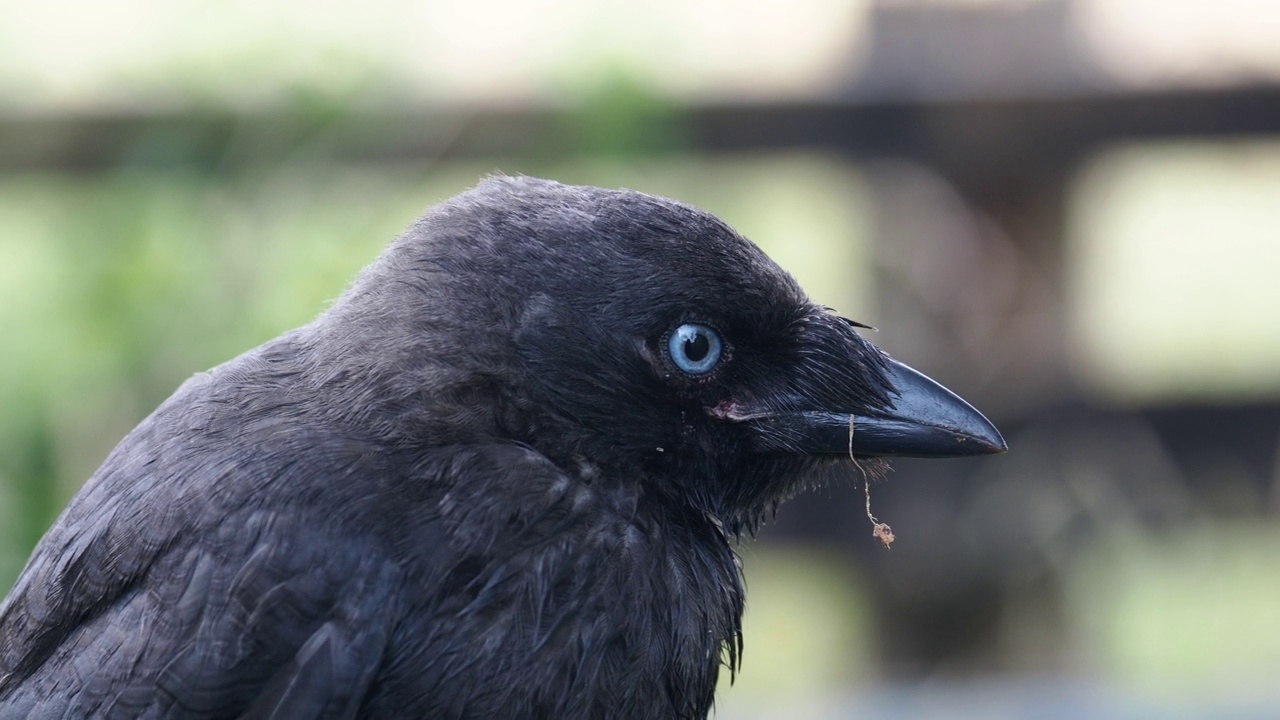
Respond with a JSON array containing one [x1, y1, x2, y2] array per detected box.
[[2, 85, 1277, 175]]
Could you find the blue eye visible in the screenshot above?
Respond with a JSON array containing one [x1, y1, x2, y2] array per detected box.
[[667, 323, 723, 375]]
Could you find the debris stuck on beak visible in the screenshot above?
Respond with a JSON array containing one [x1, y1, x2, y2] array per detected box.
[[866, 485, 894, 549], [850, 415, 894, 549]]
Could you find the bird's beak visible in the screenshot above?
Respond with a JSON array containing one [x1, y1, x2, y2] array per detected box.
[[740, 358, 1007, 459]]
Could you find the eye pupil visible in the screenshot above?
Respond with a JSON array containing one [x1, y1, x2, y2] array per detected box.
[[667, 323, 723, 375], [684, 334, 709, 362]]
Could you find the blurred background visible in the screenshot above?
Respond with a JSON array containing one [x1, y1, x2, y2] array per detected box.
[[2, 0, 1280, 717]]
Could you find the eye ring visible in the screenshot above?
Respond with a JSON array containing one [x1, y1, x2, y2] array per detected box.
[[667, 323, 723, 376]]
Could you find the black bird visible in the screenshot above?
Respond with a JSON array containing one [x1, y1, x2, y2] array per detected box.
[[0, 176, 1004, 718]]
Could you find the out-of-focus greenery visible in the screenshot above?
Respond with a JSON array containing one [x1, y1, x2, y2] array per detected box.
[[1070, 523, 1280, 705], [0, 166, 422, 583]]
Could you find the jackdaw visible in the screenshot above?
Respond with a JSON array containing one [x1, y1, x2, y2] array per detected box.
[[0, 176, 1004, 718]]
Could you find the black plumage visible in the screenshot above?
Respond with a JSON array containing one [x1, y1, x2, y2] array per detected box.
[[0, 176, 1003, 718]]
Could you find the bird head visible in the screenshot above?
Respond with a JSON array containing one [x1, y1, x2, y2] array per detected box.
[[317, 176, 1005, 534]]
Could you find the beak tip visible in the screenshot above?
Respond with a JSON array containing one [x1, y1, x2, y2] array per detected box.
[[968, 431, 1008, 456], [962, 417, 1007, 456]]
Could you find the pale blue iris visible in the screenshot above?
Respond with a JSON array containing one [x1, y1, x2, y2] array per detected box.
[[667, 324, 722, 375]]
